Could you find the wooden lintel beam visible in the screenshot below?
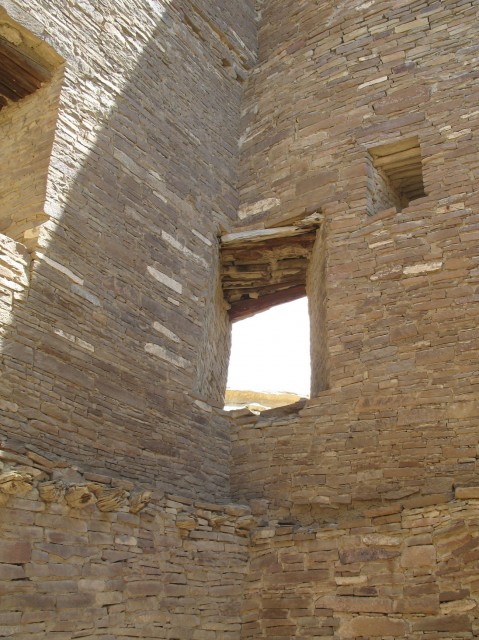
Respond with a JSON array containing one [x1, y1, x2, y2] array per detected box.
[[0, 38, 52, 82], [0, 77, 25, 101], [229, 285, 306, 322], [222, 240, 316, 265], [221, 224, 319, 246], [225, 278, 306, 299], [221, 232, 317, 256], [0, 52, 43, 93]]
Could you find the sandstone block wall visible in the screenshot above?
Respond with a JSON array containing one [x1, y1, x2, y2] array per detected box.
[[241, 0, 479, 389], [0, 443, 252, 639], [0, 0, 256, 499], [232, 390, 479, 523], [2, 0, 479, 637], [232, 1, 479, 635], [243, 498, 479, 639], [232, 192, 479, 520], [0, 70, 63, 249], [0, 8, 64, 249], [0, 2, 259, 636], [235, 0, 479, 505]]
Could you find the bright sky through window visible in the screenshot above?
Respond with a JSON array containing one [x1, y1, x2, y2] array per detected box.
[[226, 297, 310, 397]]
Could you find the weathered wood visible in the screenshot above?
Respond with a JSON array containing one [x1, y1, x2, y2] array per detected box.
[[0, 37, 52, 108], [0, 52, 43, 92], [221, 225, 311, 245], [220, 221, 319, 320], [0, 77, 22, 101], [222, 232, 317, 260], [226, 275, 308, 298], [229, 285, 307, 321], [0, 38, 51, 82]]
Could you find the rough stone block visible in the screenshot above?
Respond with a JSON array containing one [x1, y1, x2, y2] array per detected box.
[[0, 541, 31, 564], [401, 545, 436, 569], [413, 614, 472, 632], [339, 547, 400, 564], [455, 487, 479, 500], [340, 616, 407, 637]]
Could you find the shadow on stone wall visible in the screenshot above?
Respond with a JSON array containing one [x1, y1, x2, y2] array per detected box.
[[0, 0, 256, 500]]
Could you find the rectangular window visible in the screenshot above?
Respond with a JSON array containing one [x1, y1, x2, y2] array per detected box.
[[220, 212, 328, 407]]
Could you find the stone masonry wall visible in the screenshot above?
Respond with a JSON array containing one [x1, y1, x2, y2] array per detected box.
[[241, 0, 479, 391], [367, 159, 403, 217], [306, 224, 329, 395], [0, 443, 253, 639], [0, 2, 258, 636], [241, 1, 479, 361], [0, 235, 30, 417], [242, 497, 479, 639], [0, 0, 256, 499], [235, 0, 479, 503], [232, 388, 479, 523], [232, 192, 479, 521], [2, 0, 479, 638], [232, 1, 479, 636]]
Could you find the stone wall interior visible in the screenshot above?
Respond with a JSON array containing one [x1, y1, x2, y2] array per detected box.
[[1, 0, 479, 638]]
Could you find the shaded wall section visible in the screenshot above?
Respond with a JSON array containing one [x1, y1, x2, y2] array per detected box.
[[0, 0, 257, 500], [0, 74, 63, 247]]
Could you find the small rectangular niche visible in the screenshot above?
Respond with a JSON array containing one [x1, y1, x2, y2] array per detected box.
[[367, 136, 426, 216]]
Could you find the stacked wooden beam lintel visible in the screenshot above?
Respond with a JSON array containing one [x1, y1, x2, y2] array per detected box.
[[220, 220, 321, 322], [0, 37, 52, 107]]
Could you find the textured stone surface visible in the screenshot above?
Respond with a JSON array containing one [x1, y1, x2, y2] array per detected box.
[[0, 457, 252, 638], [401, 545, 436, 568], [0, 0, 257, 498], [242, 501, 479, 638], [340, 616, 407, 638], [2, 0, 479, 638], [0, 61, 63, 248], [0, 540, 31, 564], [456, 486, 479, 500]]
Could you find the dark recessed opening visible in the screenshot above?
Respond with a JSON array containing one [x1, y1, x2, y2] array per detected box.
[[368, 136, 426, 216], [0, 36, 53, 110]]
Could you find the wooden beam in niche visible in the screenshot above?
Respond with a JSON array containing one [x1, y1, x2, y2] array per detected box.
[[0, 37, 52, 107]]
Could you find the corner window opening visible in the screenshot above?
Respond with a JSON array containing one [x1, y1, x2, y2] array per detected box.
[[225, 296, 311, 412], [367, 136, 426, 217], [220, 215, 324, 411]]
